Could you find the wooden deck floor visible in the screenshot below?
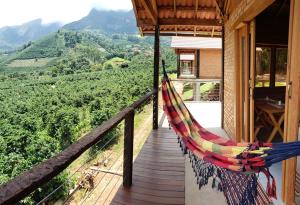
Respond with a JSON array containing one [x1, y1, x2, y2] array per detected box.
[[111, 127, 185, 205]]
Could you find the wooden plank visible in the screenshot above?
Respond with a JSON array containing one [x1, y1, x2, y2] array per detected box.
[[282, 0, 300, 204], [112, 128, 185, 204], [156, 5, 216, 12], [140, 18, 221, 26], [249, 20, 256, 143], [115, 190, 184, 204], [140, 0, 157, 25], [221, 25, 225, 128]]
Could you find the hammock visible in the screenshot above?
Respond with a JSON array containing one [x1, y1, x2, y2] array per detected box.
[[161, 61, 300, 205]]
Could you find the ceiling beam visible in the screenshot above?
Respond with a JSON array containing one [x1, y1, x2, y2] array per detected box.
[[140, 0, 157, 25], [151, 0, 158, 17], [174, 0, 177, 15], [143, 32, 222, 37], [214, 0, 224, 19], [159, 18, 221, 26], [211, 26, 215, 37], [138, 18, 222, 26], [195, 0, 199, 18], [156, 5, 216, 12]]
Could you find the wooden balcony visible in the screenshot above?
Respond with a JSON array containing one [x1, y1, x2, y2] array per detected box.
[[111, 127, 185, 205]]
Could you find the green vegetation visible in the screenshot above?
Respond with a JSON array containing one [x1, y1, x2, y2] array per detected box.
[[0, 24, 176, 204], [7, 57, 58, 68], [183, 83, 193, 101], [182, 82, 218, 101], [0, 54, 153, 204]]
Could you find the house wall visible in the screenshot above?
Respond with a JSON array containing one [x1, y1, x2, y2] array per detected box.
[[199, 49, 222, 79], [223, 24, 237, 139], [222, 0, 275, 140]]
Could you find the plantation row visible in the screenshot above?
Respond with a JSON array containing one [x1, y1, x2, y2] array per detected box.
[[0, 55, 153, 204]]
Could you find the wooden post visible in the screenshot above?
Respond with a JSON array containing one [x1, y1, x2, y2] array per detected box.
[[270, 47, 276, 87], [123, 109, 134, 187], [153, 25, 160, 130], [196, 49, 200, 78], [177, 54, 180, 78], [221, 26, 225, 128], [282, 0, 300, 203]]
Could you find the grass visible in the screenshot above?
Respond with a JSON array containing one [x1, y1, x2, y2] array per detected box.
[[104, 57, 129, 68], [182, 82, 216, 101], [183, 83, 193, 101], [6, 57, 58, 68]]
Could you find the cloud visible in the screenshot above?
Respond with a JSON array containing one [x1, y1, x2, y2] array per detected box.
[[0, 0, 132, 27]]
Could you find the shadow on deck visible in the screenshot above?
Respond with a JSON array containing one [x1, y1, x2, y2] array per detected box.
[[111, 127, 185, 205]]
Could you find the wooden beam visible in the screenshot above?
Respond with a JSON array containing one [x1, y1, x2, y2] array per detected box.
[[151, 0, 158, 17], [139, 18, 221, 26], [177, 54, 180, 78], [140, 0, 157, 25], [283, 0, 300, 204], [195, 0, 199, 18], [174, 0, 177, 16], [156, 5, 216, 12], [221, 26, 224, 128], [214, 0, 224, 19], [231, 0, 275, 29], [211, 26, 215, 37], [153, 25, 160, 130], [123, 109, 134, 187], [160, 18, 221, 26], [143, 31, 222, 37], [196, 50, 200, 78]]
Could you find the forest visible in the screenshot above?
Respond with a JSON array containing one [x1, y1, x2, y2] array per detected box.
[[0, 28, 176, 204]]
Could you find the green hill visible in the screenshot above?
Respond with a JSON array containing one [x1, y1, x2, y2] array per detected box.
[[0, 29, 157, 74], [63, 9, 137, 34], [0, 19, 61, 52]]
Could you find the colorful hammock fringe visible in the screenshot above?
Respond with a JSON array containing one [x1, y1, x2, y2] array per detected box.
[[161, 61, 300, 205]]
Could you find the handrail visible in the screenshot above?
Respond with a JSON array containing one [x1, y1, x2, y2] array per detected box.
[[0, 90, 155, 205], [171, 78, 221, 83]]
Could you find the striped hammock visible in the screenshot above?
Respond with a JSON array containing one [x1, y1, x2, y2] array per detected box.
[[161, 61, 300, 205]]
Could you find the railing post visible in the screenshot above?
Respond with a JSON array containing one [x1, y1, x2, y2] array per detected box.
[[153, 25, 160, 130], [196, 49, 200, 78], [177, 54, 180, 78], [123, 108, 134, 187]]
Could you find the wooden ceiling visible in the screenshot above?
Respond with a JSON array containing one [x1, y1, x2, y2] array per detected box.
[[131, 0, 223, 37]]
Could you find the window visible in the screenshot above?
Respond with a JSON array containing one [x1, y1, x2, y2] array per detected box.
[[255, 47, 271, 87], [275, 48, 287, 86]]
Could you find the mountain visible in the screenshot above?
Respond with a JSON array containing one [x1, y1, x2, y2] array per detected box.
[[63, 9, 138, 34], [0, 19, 61, 52]]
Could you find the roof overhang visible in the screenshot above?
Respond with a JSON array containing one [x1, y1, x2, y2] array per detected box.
[[131, 0, 223, 37], [171, 36, 222, 49]]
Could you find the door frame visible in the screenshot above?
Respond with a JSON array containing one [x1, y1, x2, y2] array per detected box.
[[236, 23, 251, 142], [282, 0, 300, 204]]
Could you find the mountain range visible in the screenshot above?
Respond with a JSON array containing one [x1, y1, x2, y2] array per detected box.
[[0, 9, 138, 52]]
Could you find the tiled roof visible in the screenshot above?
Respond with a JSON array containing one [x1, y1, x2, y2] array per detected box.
[[131, 0, 222, 37]]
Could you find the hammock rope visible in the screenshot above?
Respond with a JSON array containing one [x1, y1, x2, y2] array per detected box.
[[161, 60, 298, 205]]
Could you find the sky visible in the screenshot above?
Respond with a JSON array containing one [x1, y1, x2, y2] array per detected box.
[[0, 0, 132, 28]]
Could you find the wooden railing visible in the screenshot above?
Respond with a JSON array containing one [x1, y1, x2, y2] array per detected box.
[[0, 90, 156, 205]]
